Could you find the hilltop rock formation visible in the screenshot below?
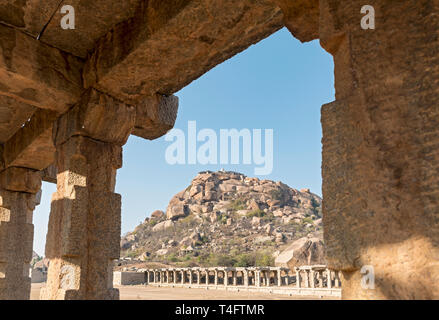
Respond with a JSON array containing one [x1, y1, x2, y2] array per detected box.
[[121, 171, 323, 268]]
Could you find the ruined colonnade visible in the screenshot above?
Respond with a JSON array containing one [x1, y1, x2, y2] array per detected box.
[[144, 266, 342, 290]]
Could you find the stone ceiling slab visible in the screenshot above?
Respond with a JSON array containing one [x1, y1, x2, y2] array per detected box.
[[0, 0, 142, 58], [0, 95, 36, 143], [84, 0, 284, 104]]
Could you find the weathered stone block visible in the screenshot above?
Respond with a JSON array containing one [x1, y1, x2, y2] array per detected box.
[[133, 94, 179, 140], [45, 186, 88, 259], [0, 167, 41, 194], [3, 109, 57, 171], [0, 24, 83, 112], [54, 89, 135, 146]]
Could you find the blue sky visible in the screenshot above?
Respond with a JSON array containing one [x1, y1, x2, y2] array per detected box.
[[33, 28, 334, 256]]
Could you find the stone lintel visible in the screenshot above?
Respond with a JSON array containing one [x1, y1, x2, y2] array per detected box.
[[83, 0, 283, 104], [0, 167, 41, 194], [133, 94, 179, 140], [54, 89, 136, 147], [0, 24, 84, 113], [3, 109, 57, 171]]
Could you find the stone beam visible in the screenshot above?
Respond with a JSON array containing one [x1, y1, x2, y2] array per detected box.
[[3, 109, 58, 171], [83, 0, 283, 105], [271, 0, 319, 42], [41, 164, 57, 184], [133, 94, 179, 140], [0, 23, 84, 112]]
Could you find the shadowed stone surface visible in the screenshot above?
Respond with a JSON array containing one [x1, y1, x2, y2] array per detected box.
[[318, 0, 439, 299], [0, 24, 84, 112], [0, 168, 41, 300], [3, 109, 58, 171], [83, 0, 284, 104]]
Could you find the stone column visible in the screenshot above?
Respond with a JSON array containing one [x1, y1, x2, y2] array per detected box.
[[295, 270, 301, 289], [277, 269, 282, 287], [303, 270, 309, 288], [255, 270, 261, 287], [214, 269, 218, 286], [265, 271, 270, 287], [318, 271, 324, 288], [181, 271, 185, 284], [224, 271, 228, 287], [243, 270, 249, 287], [173, 270, 177, 284], [189, 270, 193, 285], [326, 269, 332, 289], [334, 271, 340, 288], [0, 168, 42, 300], [310, 270, 315, 288], [233, 271, 237, 286], [41, 89, 135, 300]]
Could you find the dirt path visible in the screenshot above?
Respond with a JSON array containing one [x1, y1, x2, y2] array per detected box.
[[31, 283, 338, 300]]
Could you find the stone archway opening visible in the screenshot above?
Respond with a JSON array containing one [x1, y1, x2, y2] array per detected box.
[[0, 0, 437, 300]]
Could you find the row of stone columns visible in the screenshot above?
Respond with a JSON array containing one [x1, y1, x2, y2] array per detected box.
[[294, 267, 341, 289], [144, 266, 340, 289]]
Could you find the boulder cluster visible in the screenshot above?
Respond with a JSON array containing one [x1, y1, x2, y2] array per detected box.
[[121, 171, 323, 267]]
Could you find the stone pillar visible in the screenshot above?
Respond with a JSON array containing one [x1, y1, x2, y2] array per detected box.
[[303, 270, 309, 288], [310, 270, 315, 288], [316, 0, 439, 299], [334, 271, 340, 288], [41, 89, 135, 300], [243, 270, 249, 287], [189, 270, 193, 285], [214, 269, 218, 286], [224, 271, 228, 287], [181, 271, 185, 284], [326, 269, 332, 289], [173, 270, 177, 284], [0, 168, 42, 300], [265, 271, 270, 287], [255, 270, 261, 287], [318, 271, 324, 288], [159, 271, 163, 285], [295, 270, 301, 289], [233, 271, 237, 286], [277, 269, 282, 287]]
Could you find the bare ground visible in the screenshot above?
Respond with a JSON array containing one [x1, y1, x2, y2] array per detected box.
[[31, 283, 338, 300]]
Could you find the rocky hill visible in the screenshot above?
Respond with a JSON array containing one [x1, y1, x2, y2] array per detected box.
[[120, 170, 324, 268]]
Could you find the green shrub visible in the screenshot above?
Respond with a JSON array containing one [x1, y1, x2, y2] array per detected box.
[[229, 198, 246, 211], [303, 217, 314, 225], [270, 189, 283, 201], [246, 209, 265, 218], [255, 251, 274, 267]]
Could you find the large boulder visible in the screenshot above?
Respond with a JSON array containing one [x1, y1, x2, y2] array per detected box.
[[150, 210, 165, 220], [152, 219, 175, 232], [166, 203, 189, 220], [275, 236, 326, 269]]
